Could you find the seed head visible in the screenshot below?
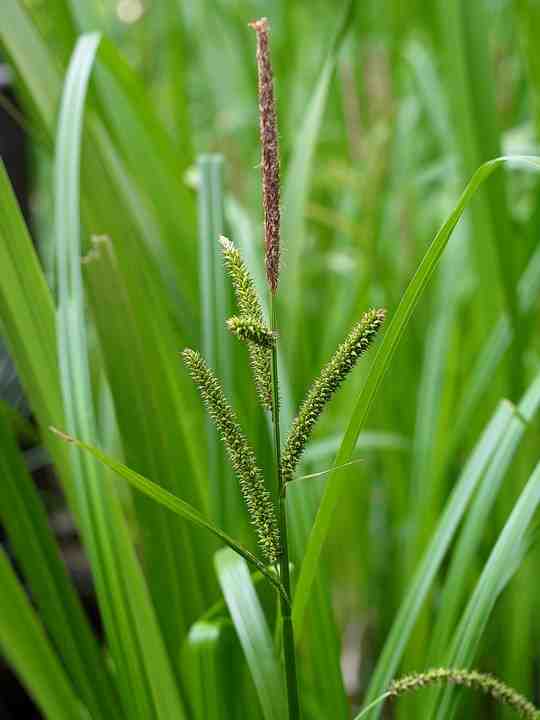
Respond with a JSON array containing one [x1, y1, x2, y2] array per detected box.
[[249, 17, 281, 294], [282, 308, 386, 482], [182, 348, 280, 563], [388, 668, 539, 719], [227, 315, 276, 349], [219, 236, 273, 411]]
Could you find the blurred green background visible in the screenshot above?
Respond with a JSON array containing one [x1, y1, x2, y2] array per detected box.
[[1, 0, 540, 718]]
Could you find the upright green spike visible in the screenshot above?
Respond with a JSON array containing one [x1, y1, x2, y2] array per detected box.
[[282, 308, 386, 483], [219, 236, 273, 411]]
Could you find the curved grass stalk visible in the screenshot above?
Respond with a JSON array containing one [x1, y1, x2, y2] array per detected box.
[[354, 669, 540, 720]]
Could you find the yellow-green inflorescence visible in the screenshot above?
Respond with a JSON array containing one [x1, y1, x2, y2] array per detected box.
[[182, 348, 280, 563], [219, 235, 273, 411], [388, 668, 540, 719], [282, 308, 386, 483], [227, 315, 276, 349]]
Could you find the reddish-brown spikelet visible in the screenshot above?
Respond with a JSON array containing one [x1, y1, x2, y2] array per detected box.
[[249, 17, 280, 294]]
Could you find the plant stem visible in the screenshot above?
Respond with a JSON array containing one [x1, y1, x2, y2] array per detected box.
[[270, 299, 301, 720]]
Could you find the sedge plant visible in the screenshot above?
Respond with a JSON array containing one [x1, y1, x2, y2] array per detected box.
[[183, 20, 539, 719], [0, 0, 540, 720], [184, 20, 386, 716], [51, 17, 540, 720]]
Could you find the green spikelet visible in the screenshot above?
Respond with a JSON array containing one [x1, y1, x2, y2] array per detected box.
[[388, 668, 539, 719], [282, 308, 386, 483], [182, 348, 280, 563], [219, 235, 273, 411], [227, 315, 276, 349]]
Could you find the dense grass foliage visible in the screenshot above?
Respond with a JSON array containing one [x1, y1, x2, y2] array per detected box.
[[1, 1, 540, 718]]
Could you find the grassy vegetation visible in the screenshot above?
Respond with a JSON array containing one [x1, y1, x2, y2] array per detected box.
[[1, 1, 540, 718]]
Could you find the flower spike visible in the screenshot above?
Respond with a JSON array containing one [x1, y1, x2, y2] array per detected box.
[[282, 308, 386, 482], [219, 236, 273, 411], [227, 315, 276, 349], [249, 17, 281, 294], [182, 348, 280, 563], [388, 668, 539, 719]]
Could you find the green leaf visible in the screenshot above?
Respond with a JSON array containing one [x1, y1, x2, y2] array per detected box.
[[450, 243, 540, 453], [433, 459, 540, 719], [54, 32, 186, 720], [91, 37, 198, 297], [426, 368, 540, 668], [197, 154, 234, 527], [292, 155, 540, 639], [0, 549, 87, 720], [0, 0, 60, 133], [50, 427, 285, 598], [214, 547, 288, 720], [302, 431, 409, 462], [83, 230, 212, 657], [358, 398, 516, 718], [0, 409, 118, 718], [181, 619, 255, 720]]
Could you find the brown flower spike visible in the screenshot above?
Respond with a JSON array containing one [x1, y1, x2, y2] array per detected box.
[[249, 17, 281, 294]]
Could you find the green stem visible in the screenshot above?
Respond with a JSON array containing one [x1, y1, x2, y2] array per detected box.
[[270, 299, 301, 720], [352, 693, 390, 720]]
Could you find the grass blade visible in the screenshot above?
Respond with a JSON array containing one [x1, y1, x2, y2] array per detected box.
[[426, 369, 540, 668], [54, 33, 187, 719], [450, 243, 540, 452], [432, 460, 540, 719], [214, 547, 288, 720], [357, 398, 516, 718], [292, 155, 540, 638], [0, 0, 59, 133], [182, 619, 257, 720], [0, 550, 87, 720], [0, 409, 118, 718], [83, 233, 212, 657], [198, 154, 233, 527], [50, 428, 285, 597]]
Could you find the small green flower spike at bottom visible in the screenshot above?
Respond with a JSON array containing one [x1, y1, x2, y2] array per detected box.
[[388, 668, 540, 719]]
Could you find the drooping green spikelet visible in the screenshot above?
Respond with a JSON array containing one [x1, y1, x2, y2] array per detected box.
[[388, 668, 539, 719], [282, 308, 386, 483], [227, 315, 276, 349], [219, 235, 273, 411], [182, 348, 280, 563]]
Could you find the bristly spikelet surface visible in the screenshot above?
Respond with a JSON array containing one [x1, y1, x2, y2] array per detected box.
[[389, 668, 539, 719], [227, 316, 276, 349], [282, 308, 386, 483], [182, 348, 280, 563], [249, 17, 280, 294], [219, 236, 273, 411]]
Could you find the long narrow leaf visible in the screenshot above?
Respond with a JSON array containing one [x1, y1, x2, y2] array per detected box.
[[0, 409, 117, 718], [0, 550, 86, 720], [292, 155, 540, 637], [50, 427, 285, 597], [54, 33, 186, 719], [214, 548, 288, 720], [358, 398, 516, 717], [432, 459, 540, 719], [426, 369, 540, 666]]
